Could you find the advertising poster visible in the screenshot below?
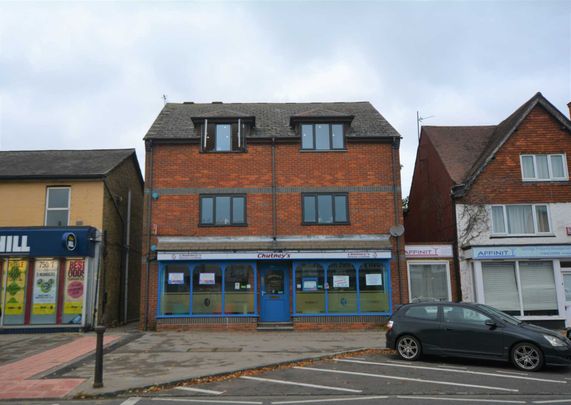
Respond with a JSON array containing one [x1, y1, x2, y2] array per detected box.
[[64, 259, 85, 315], [168, 272, 184, 285], [199, 273, 215, 285], [5, 259, 27, 315], [333, 275, 350, 288], [366, 273, 383, 286], [32, 259, 58, 315]]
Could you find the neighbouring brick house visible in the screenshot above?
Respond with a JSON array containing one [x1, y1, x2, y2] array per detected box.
[[405, 92, 571, 328], [141, 101, 406, 331], [0, 149, 143, 331]]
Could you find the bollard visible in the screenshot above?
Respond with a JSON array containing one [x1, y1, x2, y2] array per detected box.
[[93, 325, 106, 388]]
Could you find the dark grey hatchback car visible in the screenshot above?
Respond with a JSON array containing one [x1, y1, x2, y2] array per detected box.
[[386, 302, 571, 371]]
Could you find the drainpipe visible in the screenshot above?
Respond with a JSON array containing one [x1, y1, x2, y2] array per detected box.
[[271, 136, 277, 244], [144, 140, 154, 331], [123, 189, 132, 323], [391, 137, 403, 304], [451, 197, 462, 302]]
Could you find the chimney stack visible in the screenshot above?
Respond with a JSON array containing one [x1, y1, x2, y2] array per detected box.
[[567, 102, 571, 120]]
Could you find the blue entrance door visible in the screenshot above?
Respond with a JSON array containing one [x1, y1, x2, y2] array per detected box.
[[259, 264, 290, 322]]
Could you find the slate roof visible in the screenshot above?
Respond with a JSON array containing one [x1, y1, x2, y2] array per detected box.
[[0, 149, 139, 180], [144, 101, 400, 140], [422, 92, 571, 196]]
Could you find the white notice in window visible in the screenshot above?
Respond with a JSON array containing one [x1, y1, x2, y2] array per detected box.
[[366, 273, 383, 286], [333, 275, 350, 288], [168, 272, 185, 285], [199, 273, 216, 285]]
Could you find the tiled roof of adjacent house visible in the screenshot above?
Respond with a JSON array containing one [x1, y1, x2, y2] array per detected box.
[[0, 149, 138, 180], [422, 92, 571, 195], [144, 101, 400, 140]]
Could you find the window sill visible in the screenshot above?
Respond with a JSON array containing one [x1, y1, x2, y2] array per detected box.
[[200, 150, 247, 154], [300, 149, 347, 153], [199, 224, 248, 227], [301, 222, 351, 226], [490, 234, 555, 238], [522, 179, 569, 183]]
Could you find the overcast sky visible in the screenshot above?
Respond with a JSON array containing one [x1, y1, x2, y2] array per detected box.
[[1, 1, 570, 196]]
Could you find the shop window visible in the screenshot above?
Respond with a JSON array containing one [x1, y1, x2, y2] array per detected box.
[[295, 263, 325, 313], [192, 264, 222, 314], [408, 263, 450, 302], [491, 204, 551, 235], [3, 259, 28, 325], [327, 263, 357, 313], [301, 123, 345, 150], [45, 187, 70, 226], [31, 259, 59, 325], [161, 264, 190, 315], [482, 261, 558, 317], [200, 195, 246, 226], [359, 263, 387, 313], [302, 193, 348, 225], [63, 259, 86, 324], [201, 120, 249, 152], [224, 264, 255, 314], [520, 154, 568, 181]]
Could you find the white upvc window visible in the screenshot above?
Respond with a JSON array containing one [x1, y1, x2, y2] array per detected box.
[[520, 154, 568, 181], [45, 187, 70, 226], [407, 261, 451, 302], [491, 204, 552, 236]]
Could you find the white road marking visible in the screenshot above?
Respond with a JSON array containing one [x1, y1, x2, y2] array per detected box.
[[272, 396, 389, 404], [336, 358, 566, 384], [121, 398, 142, 405], [496, 370, 529, 376], [398, 396, 526, 403], [151, 398, 262, 404], [175, 386, 225, 395], [437, 364, 467, 370], [295, 366, 518, 392], [533, 400, 571, 404], [240, 375, 362, 393]]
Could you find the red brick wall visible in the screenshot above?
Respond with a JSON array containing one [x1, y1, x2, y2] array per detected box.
[[461, 105, 571, 205], [405, 133, 456, 243]]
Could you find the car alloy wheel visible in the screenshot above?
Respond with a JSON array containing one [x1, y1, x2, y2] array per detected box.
[[511, 342, 543, 371], [397, 335, 421, 361]]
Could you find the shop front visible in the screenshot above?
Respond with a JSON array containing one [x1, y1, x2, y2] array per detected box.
[[464, 245, 571, 328], [156, 250, 392, 329], [405, 244, 455, 302], [0, 227, 98, 331]]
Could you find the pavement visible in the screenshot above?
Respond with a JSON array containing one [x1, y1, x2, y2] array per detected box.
[[0, 325, 385, 401]]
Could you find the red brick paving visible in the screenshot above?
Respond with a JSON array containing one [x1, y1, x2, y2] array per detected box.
[[0, 335, 119, 399]]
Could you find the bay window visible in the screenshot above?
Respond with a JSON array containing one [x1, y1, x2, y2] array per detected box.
[[491, 204, 551, 235], [521, 154, 568, 181]]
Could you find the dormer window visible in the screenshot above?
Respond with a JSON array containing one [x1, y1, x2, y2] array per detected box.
[[301, 123, 345, 150], [192, 111, 255, 153]]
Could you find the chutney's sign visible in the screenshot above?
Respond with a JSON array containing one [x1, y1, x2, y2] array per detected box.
[[159, 250, 392, 261]]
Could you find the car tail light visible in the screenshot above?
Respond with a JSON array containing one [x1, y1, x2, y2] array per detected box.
[[387, 320, 394, 331]]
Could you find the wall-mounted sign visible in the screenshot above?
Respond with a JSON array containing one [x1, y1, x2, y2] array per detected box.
[[32, 260, 58, 315], [470, 245, 571, 260], [158, 250, 392, 261], [63, 233, 77, 252], [405, 245, 453, 258], [0, 228, 95, 257], [567, 226, 571, 236]]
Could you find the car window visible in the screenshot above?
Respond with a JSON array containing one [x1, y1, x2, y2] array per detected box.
[[443, 306, 491, 325], [404, 305, 438, 320]]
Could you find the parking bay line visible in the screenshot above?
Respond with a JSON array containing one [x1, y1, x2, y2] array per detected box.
[[175, 386, 225, 395], [240, 375, 362, 393], [336, 358, 566, 384], [397, 396, 526, 404], [294, 366, 518, 392], [272, 396, 389, 404], [120, 399, 142, 405], [151, 398, 262, 404], [533, 400, 571, 404]]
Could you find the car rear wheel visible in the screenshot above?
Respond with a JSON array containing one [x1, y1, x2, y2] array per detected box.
[[396, 335, 421, 361], [511, 342, 544, 372]]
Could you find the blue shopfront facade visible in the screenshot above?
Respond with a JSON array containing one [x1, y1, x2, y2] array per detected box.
[[156, 250, 393, 326], [0, 227, 99, 331]]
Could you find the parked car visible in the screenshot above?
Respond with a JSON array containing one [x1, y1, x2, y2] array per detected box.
[[386, 302, 571, 371]]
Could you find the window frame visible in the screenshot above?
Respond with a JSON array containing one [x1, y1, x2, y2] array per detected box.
[[490, 204, 553, 236], [406, 260, 452, 302], [199, 194, 247, 227], [301, 192, 350, 225], [44, 186, 71, 226], [300, 123, 346, 151], [520, 153, 569, 182], [201, 119, 247, 153]]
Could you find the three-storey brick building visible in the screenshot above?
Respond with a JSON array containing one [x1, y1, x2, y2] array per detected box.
[[406, 93, 571, 328], [140, 101, 406, 330]]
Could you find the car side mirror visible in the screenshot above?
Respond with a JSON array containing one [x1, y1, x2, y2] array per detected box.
[[566, 329, 571, 339], [485, 319, 497, 329]]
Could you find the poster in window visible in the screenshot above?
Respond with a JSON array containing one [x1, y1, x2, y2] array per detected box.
[[366, 273, 383, 286], [199, 273, 215, 285], [64, 259, 85, 315], [302, 279, 317, 291], [32, 259, 58, 315], [333, 275, 350, 288], [5, 260, 27, 315], [168, 272, 185, 285]]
